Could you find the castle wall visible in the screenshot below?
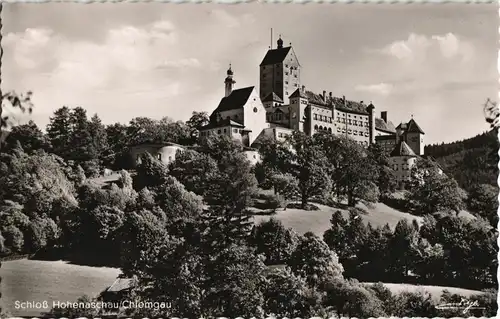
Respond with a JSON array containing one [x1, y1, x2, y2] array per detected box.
[[389, 156, 417, 188], [130, 144, 184, 168]]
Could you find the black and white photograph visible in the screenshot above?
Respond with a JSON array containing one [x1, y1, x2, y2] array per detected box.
[[0, 2, 498, 318]]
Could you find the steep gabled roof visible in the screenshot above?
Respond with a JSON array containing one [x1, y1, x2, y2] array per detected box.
[[289, 88, 308, 99], [200, 118, 245, 130], [212, 86, 255, 113], [262, 92, 284, 103], [260, 47, 292, 66], [390, 141, 417, 157], [406, 118, 425, 134], [375, 118, 397, 133]]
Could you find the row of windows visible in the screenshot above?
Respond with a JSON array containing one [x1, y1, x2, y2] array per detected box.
[[200, 128, 243, 137], [337, 112, 365, 120], [393, 164, 411, 171], [314, 113, 332, 123], [311, 113, 369, 127], [262, 64, 297, 70], [290, 99, 308, 105], [277, 132, 290, 138], [337, 117, 369, 127], [314, 125, 370, 137]]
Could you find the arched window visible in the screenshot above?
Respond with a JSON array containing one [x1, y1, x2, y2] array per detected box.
[[328, 127, 332, 133], [314, 125, 319, 130]]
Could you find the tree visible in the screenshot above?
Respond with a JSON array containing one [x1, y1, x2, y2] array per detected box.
[[324, 279, 386, 318], [391, 291, 437, 317], [88, 114, 109, 166], [186, 111, 209, 144], [263, 267, 322, 318], [46, 106, 72, 159], [314, 133, 379, 206], [202, 244, 266, 318], [2, 120, 49, 154], [367, 143, 397, 198], [168, 149, 219, 197], [406, 158, 466, 215], [467, 183, 498, 226], [133, 152, 171, 191], [200, 135, 259, 248], [287, 232, 344, 288], [249, 218, 300, 265], [269, 173, 298, 206], [388, 219, 420, 279], [69, 107, 95, 163], [106, 122, 131, 169], [288, 132, 331, 208]]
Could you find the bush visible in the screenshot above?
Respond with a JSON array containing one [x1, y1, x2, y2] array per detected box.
[[287, 203, 319, 211], [253, 193, 285, 212]]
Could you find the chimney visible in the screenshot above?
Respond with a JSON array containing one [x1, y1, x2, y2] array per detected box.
[[322, 90, 327, 103], [329, 92, 333, 98], [301, 85, 305, 92], [342, 95, 346, 107], [381, 111, 387, 123]]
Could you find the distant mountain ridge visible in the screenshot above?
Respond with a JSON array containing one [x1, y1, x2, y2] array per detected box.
[[424, 129, 498, 190]]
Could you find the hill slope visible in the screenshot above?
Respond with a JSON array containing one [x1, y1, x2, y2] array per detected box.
[[425, 130, 498, 190]]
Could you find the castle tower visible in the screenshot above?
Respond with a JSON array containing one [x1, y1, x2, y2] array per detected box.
[[259, 34, 301, 105], [404, 117, 425, 155], [224, 64, 236, 97], [289, 85, 308, 132]]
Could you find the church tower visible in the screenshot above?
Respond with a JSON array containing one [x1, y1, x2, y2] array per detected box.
[[259, 34, 301, 105], [224, 64, 236, 97]]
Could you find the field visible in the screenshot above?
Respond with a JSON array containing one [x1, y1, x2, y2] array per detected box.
[[364, 282, 484, 301], [0, 259, 120, 317], [252, 200, 475, 237]]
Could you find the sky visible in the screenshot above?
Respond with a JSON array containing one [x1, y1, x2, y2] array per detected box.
[[2, 3, 497, 145]]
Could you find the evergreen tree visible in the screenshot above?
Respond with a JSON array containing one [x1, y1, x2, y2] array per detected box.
[[46, 106, 72, 159], [88, 114, 109, 166]]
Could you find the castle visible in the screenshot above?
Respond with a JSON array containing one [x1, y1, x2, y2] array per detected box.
[[199, 35, 427, 188]]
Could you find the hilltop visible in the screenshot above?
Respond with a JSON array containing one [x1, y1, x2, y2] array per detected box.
[[425, 130, 498, 190]]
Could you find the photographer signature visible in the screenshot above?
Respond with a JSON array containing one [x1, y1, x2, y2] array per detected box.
[[435, 298, 485, 314]]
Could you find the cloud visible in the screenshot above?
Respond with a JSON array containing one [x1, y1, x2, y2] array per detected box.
[[377, 32, 475, 63], [210, 9, 255, 28], [355, 83, 393, 96], [3, 28, 54, 69], [2, 20, 210, 127], [379, 33, 431, 60], [157, 58, 202, 69]]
